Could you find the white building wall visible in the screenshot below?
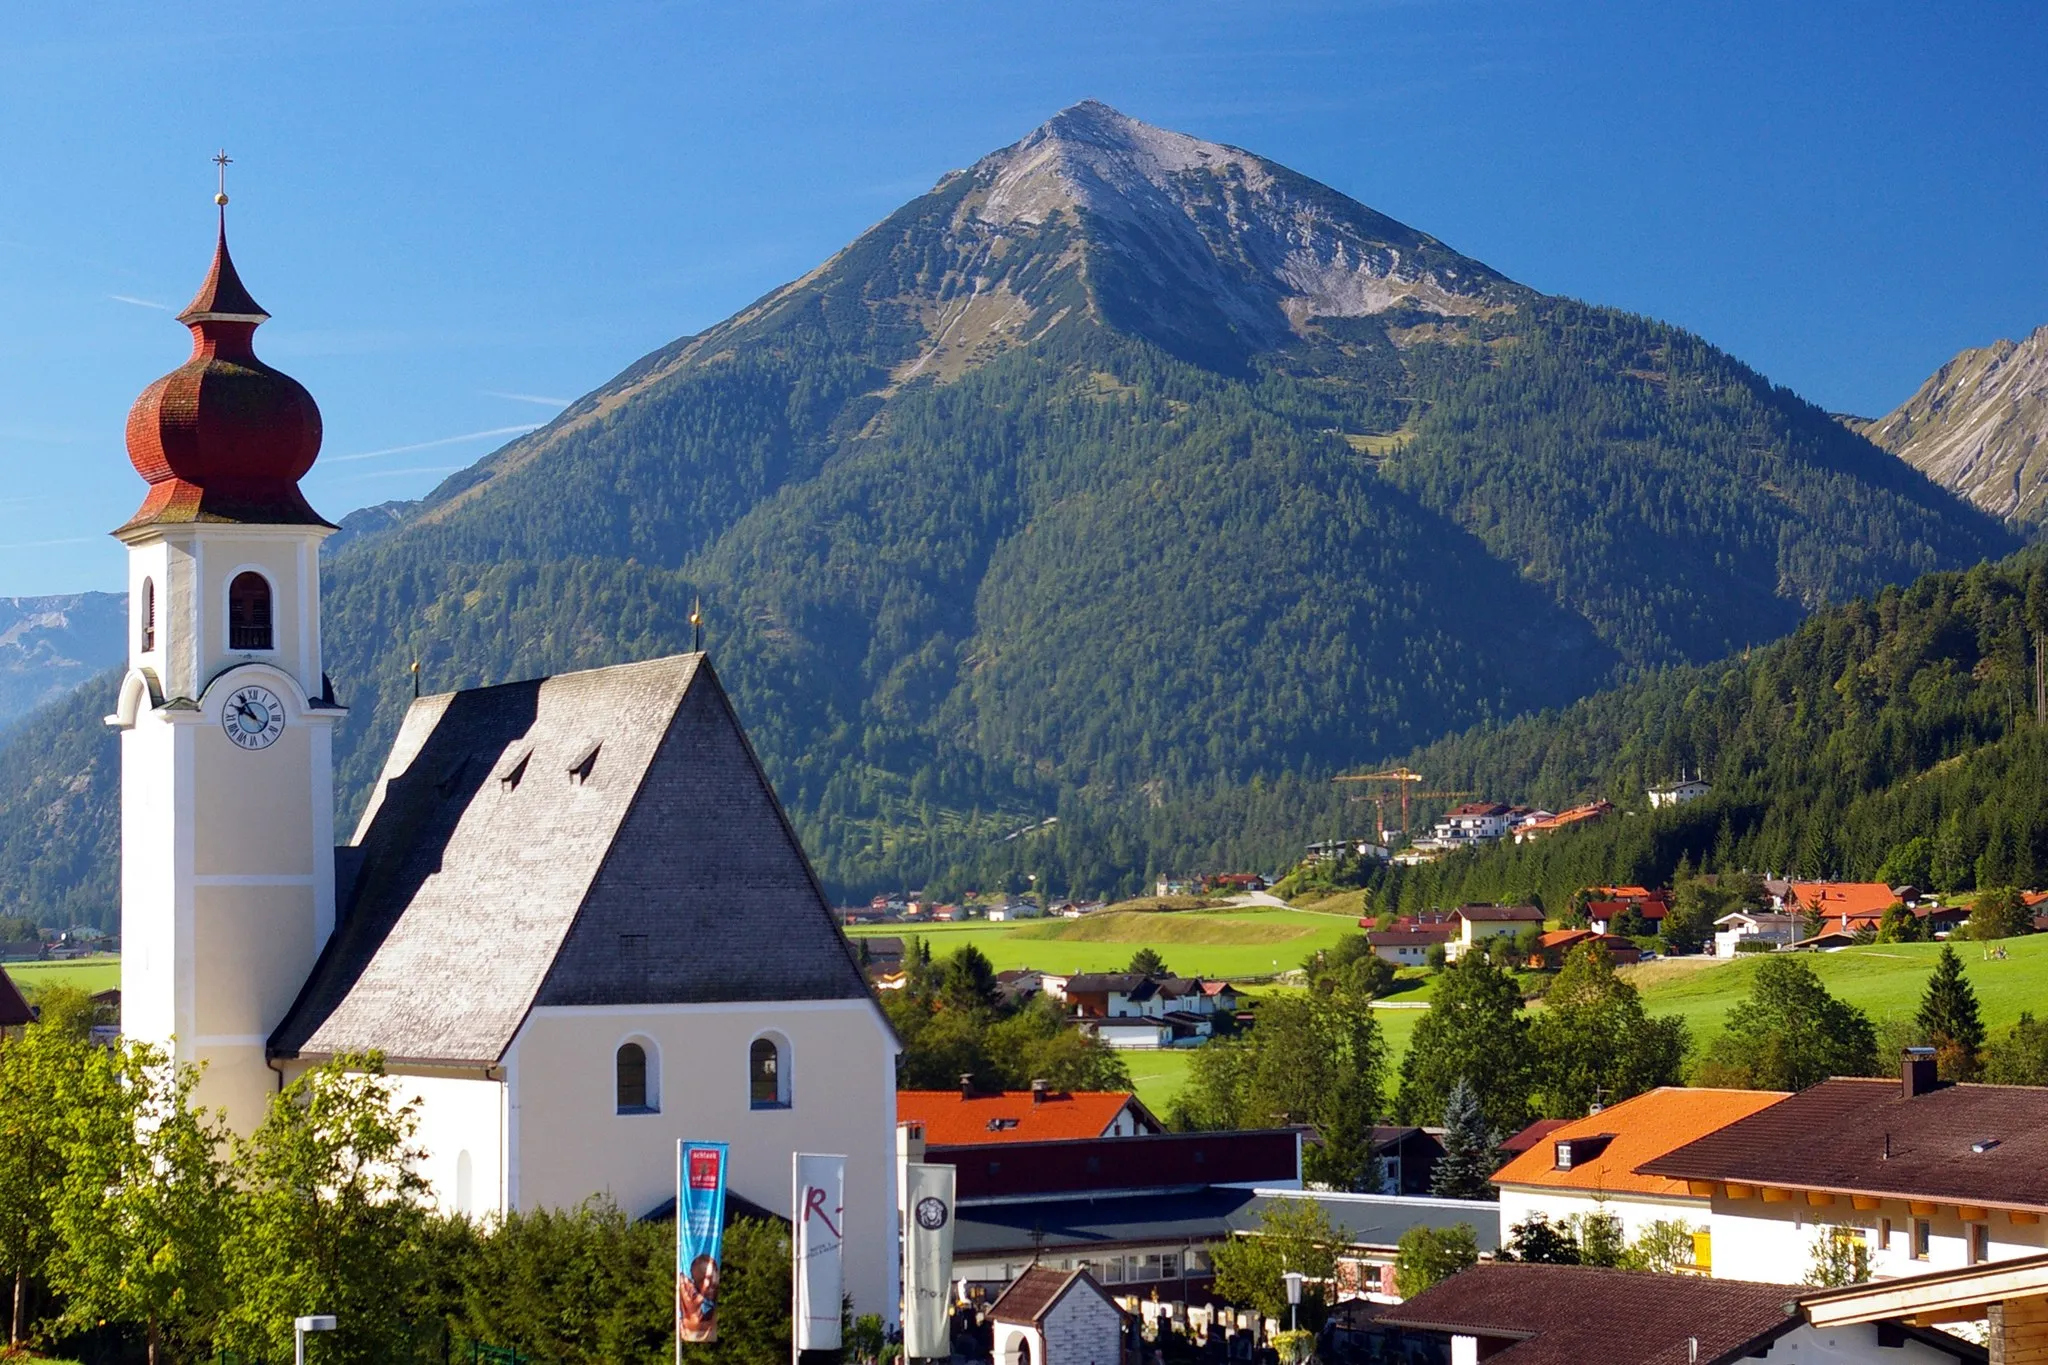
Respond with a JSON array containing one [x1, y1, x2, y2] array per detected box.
[[387, 1071, 508, 1220], [1705, 1193, 2048, 1285], [1497, 1186, 1709, 1247], [505, 998, 900, 1319]]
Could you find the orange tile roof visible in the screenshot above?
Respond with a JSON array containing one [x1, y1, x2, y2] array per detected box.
[[1491, 1087, 1789, 1198], [897, 1090, 1144, 1145], [1789, 882, 1896, 921]]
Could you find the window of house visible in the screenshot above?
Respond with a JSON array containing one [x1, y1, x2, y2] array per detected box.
[[1912, 1219, 1931, 1261], [140, 577, 156, 653], [1879, 1218, 1893, 1252], [1969, 1223, 1990, 1265], [616, 1041, 654, 1113], [228, 572, 274, 651], [750, 1035, 789, 1109]]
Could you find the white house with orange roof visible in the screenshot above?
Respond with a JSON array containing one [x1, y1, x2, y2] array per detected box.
[[1491, 1087, 1789, 1272], [897, 1084, 1161, 1145]]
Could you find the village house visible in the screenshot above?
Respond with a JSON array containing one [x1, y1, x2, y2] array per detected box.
[[1527, 928, 1641, 969], [898, 1082, 1162, 1145], [988, 1267, 1126, 1365], [1446, 904, 1545, 962], [1228, 1189, 1501, 1303], [1639, 1050, 2048, 1285], [1492, 1086, 1789, 1267], [1379, 1263, 1982, 1364], [1366, 923, 1456, 965], [1647, 777, 1713, 808], [1713, 910, 1804, 957], [1422, 802, 1517, 849], [1062, 973, 1240, 1049], [1584, 884, 1672, 935], [1512, 799, 1614, 843], [1784, 881, 1901, 934], [1367, 1126, 1447, 1196], [0, 969, 32, 1033]]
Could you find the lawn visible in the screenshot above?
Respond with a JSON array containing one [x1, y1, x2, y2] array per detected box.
[[1628, 934, 2048, 1049], [850, 907, 1360, 979], [4, 956, 120, 998]]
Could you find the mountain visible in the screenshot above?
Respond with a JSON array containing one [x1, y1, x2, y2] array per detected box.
[[0, 102, 2021, 923], [1361, 549, 2048, 917], [1860, 324, 2048, 524], [0, 593, 125, 731]]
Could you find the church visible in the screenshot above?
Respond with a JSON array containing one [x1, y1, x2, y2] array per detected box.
[[107, 204, 901, 1317]]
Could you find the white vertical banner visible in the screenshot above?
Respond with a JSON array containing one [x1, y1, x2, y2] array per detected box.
[[794, 1152, 847, 1355], [901, 1162, 956, 1359]]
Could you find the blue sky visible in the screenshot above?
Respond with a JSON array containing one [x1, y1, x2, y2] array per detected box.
[[3, 1, 2043, 595]]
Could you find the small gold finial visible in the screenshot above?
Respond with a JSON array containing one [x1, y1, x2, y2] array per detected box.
[[213, 149, 233, 207]]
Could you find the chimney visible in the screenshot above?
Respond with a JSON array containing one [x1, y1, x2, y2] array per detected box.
[[960, 1073, 975, 1100], [1903, 1046, 1938, 1099], [1032, 1078, 1050, 1105]]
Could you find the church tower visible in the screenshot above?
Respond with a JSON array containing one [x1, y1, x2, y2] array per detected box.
[[109, 186, 342, 1131]]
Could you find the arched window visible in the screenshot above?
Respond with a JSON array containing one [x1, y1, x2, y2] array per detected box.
[[139, 577, 156, 653], [616, 1040, 657, 1114], [750, 1035, 789, 1110], [227, 572, 273, 651]]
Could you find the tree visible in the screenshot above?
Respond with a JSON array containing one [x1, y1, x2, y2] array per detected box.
[[1569, 1210, 1625, 1268], [0, 986, 97, 1349], [939, 944, 1001, 1016], [1916, 945, 1986, 1081], [47, 1043, 231, 1365], [1875, 902, 1922, 944], [1173, 993, 1386, 1190], [1528, 943, 1688, 1118], [1429, 1080, 1497, 1200], [1501, 1215, 1579, 1264], [1210, 1198, 1340, 1325], [1620, 1220, 1702, 1273], [1877, 837, 1934, 890], [1986, 1013, 2048, 1086], [217, 1055, 435, 1365], [1662, 875, 1730, 956], [1692, 956, 1879, 1091], [1392, 1224, 1478, 1299], [1968, 887, 2032, 942], [1396, 954, 1531, 1136], [1127, 947, 1169, 977], [1302, 935, 1394, 1002], [1807, 1227, 1872, 1287]]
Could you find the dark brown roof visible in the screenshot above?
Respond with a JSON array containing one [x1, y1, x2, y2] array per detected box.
[[987, 1266, 1118, 1326], [1457, 904, 1544, 923], [270, 654, 876, 1065], [0, 969, 31, 1028], [1638, 1077, 2048, 1211], [1367, 926, 1455, 946], [1377, 1264, 1800, 1365], [1498, 1118, 1570, 1155]]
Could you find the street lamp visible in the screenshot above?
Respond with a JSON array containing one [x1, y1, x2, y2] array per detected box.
[[1282, 1270, 1303, 1333], [295, 1314, 337, 1365]]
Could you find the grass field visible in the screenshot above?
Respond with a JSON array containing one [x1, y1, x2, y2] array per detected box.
[[850, 906, 1361, 979], [1628, 934, 2048, 1048], [3, 956, 120, 998]]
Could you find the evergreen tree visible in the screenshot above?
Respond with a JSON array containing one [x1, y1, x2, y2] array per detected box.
[[1127, 947, 1168, 977], [1985, 1012, 2048, 1086], [1429, 1079, 1499, 1201], [1916, 945, 1986, 1081], [1968, 887, 2032, 942]]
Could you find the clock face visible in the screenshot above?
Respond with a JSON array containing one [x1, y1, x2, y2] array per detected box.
[[223, 684, 287, 750]]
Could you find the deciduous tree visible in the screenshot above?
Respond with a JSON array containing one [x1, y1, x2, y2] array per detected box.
[[1210, 1199, 1339, 1325], [1529, 943, 1687, 1118], [1393, 1224, 1478, 1299], [1395, 954, 1531, 1136], [1692, 956, 1878, 1091]]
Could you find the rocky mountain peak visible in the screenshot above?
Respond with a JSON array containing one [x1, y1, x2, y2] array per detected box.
[[1864, 323, 2048, 523]]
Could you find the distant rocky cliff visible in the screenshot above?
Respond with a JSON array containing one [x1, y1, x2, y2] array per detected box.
[[1862, 324, 2048, 524], [0, 594, 125, 730]]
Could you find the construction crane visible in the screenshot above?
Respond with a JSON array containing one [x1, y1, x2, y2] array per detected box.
[[1331, 767, 1476, 841]]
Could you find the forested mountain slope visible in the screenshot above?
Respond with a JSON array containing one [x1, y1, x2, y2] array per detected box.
[[0, 593, 124, 730], [1371, 551, 2048, 914], [0, 102, 2020, 920]]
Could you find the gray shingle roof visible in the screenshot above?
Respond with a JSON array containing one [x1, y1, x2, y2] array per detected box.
[[269, 653, 875, 1066]]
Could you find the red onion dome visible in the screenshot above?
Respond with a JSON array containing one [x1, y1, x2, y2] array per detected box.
[[118, 216, 329, 534]]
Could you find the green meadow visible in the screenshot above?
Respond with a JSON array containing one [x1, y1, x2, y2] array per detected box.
[[848, 906, 1362, 979], [3, 955, 121, 998]]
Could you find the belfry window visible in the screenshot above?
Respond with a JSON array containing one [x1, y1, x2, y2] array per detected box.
[[750, 1035, 789, 1110], [228, 572, 274, 651], [616, 1040, 656, 1114], [140, 578, 156, 653]]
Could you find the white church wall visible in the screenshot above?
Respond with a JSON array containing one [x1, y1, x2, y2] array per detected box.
[[118, 715, 183, 1050], [390, 1071, 508, 1221], [505, 998, 899, 1318]]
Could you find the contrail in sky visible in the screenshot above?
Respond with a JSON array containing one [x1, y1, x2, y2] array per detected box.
[[329, 425, 541, 462], [110, 294, 170, 310], [484, 390, 570, 407]]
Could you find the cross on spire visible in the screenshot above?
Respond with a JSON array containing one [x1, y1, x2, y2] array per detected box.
[[213, 149, 232, 207]]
